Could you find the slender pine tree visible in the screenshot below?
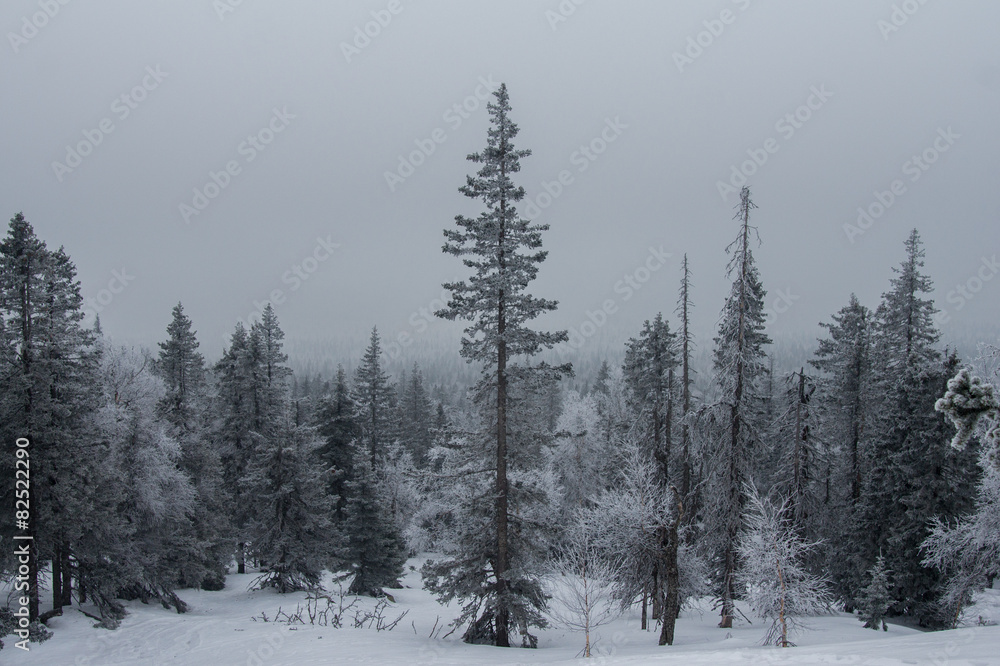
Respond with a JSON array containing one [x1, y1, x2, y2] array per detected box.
[[676, 254, 696, 504], [214, 323, 256, 574], [154, 303, 230, 590], [710, 187, 772, 628], [351, 327, 397, 468], [399, 362, 434, 465], [156, 302, 206, 429], [431, 83, 569, 647]]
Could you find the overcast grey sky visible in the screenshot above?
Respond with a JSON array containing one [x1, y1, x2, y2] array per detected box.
[[2, 0, 998, 361]]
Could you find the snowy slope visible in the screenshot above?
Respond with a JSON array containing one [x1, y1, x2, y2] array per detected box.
[[963, 587, 1000, 628], [4, 559, 999, 666]]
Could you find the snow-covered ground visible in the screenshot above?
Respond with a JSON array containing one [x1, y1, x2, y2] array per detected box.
[[4, 559, 999, 665]]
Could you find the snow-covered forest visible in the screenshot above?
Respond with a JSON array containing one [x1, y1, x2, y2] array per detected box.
[[1, 80, 999, 664], [4, 1, 1000, 663]]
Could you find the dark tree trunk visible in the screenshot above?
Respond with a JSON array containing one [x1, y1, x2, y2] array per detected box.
[[720, 393, 741, 629], [665, 367, 673, 467], [652, 567, 662, 621], [659, 492, 684, 645], [52, 547, 62, 613], [495, 344, 510, 646], [26, 535, 39, 621], [494, 179, 511, 649], [62, 549, 73, 607], [792, 368, 804, 522]]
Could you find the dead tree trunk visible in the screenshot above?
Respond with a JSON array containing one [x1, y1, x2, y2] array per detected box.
[[720, 189, 754, 630], [659, 489, 684, 646], [52, 547, 62, 613], [652, 567, 662, 621]]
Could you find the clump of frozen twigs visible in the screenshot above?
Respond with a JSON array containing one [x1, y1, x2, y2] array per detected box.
[[251, 584, 407, 631], [736, 484, 833, 647]]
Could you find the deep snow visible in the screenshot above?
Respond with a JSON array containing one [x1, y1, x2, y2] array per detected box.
[[4, 559, 999, 665]]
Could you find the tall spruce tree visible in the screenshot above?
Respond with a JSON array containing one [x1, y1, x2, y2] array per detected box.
[[154, 303, 230, 590], [622, 313, 679, 627], [156, 303, 205, 429], [0, 214, 101, 620], [243, 412, 333, 593], [214, 323, 256, 573], [218, 306, 335, 591], [709, 187, 771, 628], [351, 327, 397, 468], [430, 83, 569, 647], [858, 230, 977, 624], [811, 295, 871, 504], [399, 362, 434, 465], [623, 313, 677, 481], [810, 294, 873, 606], [253, 304, 293, 425], [315, 364, 359, 522], [676, 254, 696, 503], [213, 305, 292, 575]]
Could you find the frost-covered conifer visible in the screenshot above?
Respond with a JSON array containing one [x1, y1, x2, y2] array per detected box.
[[922, 363, 1000, 626], [154, 302, 230, 590], [429, 82, 569, 647], [547, 390, 607, 518], [709, 187, 771, 628], [857, 555, 891, 631], [0, 214, 101, 620], [89, 342, 196, 615], [315, 364, 359, 522], [340, 451, 407, 596], [243, 413, 334, 593], [857, 230, 977, 624], [581, 438, 704, 644], [810, 295, 873, 608], [351, 327, 397, 467], [623, 313, 677, 480], [398, 362, 434, 465]]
